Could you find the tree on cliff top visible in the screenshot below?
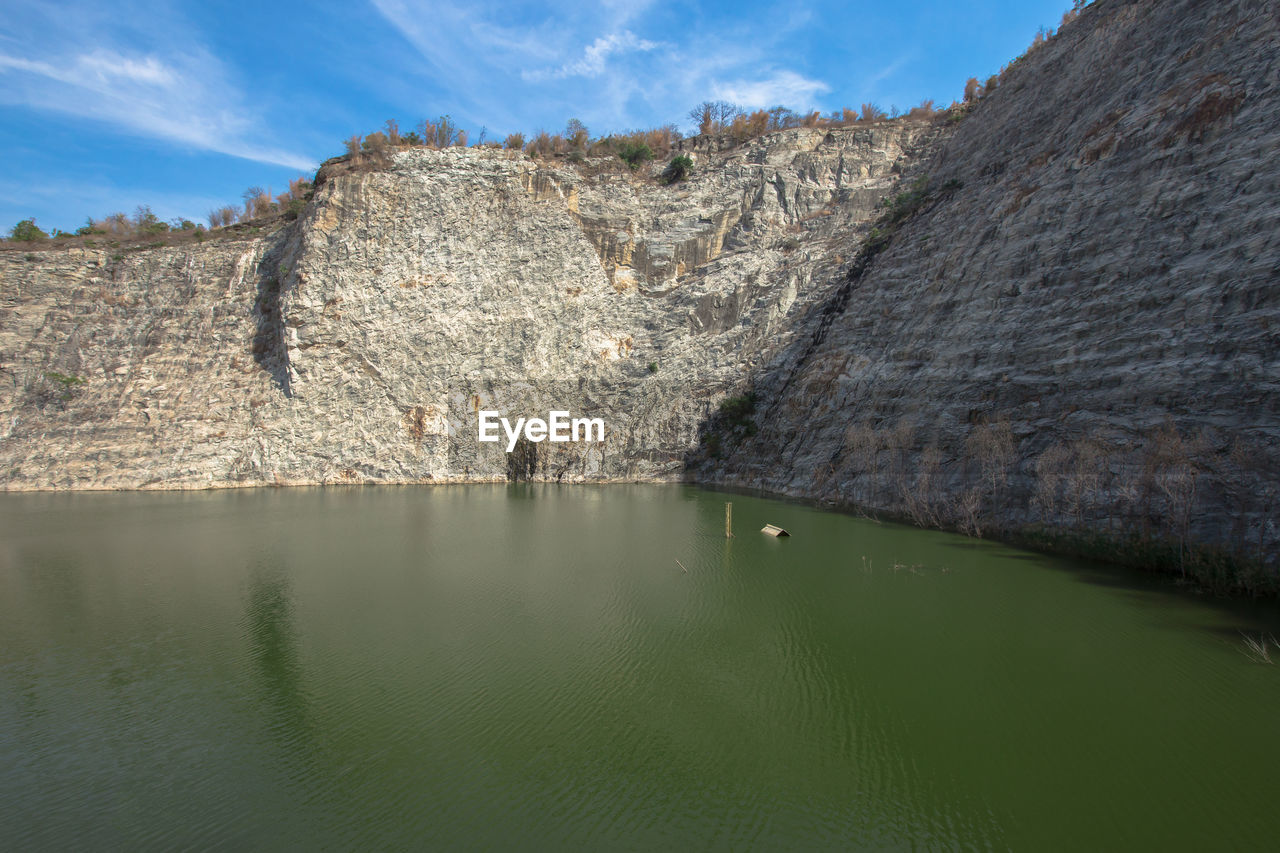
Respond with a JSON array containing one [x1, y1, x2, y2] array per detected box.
[[9, 219, 48, 241], [689, 101, 743, 135]]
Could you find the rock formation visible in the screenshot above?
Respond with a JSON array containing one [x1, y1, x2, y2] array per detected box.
[[706, 0, 1279, 575], [1, 121, 936, 487], [1, 0, 1275, 577]]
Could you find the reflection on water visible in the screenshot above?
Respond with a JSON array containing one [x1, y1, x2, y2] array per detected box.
[[244, 568, 311, 749], [1, 485, 1279, 849]]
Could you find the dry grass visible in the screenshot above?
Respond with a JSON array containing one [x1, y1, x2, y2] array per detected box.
[[1241, 633, 1276, 664]]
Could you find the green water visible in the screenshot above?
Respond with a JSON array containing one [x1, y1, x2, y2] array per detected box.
[[2, 485, 1279, 850]]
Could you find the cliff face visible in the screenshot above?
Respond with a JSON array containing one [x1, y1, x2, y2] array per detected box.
[[1, 0, 1276, 570], [1, 123, 936, 487], [705, 0, 1280, 565]]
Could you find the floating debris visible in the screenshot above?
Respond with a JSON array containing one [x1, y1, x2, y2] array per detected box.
[[761, 524, 790, 537]]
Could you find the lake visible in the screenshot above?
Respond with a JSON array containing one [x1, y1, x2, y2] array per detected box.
[[2, 485, 1279, 849]]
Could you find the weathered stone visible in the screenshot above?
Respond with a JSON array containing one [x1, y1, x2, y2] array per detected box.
[[0, 123, 934, 489], [706, 0, 1280, 562]]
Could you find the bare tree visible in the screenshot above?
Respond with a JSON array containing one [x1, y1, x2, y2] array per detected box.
[[956, 487, 983, 537], [843, 421, 880, 505], [1034, 442, 1071, 525], [966, 419, 1017, 508], [1065, 439, 1104, 528], [688, 101, 743, 135], [565, 118, 589, 150], [1147, 425, 1207, 574]]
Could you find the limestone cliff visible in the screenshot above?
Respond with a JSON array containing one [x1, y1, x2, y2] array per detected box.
[[705, 0, 1279, 573], [0, 0, 1275, 577], [1, 123, 935, 487]]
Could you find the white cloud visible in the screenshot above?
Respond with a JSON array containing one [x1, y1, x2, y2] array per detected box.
[[0, 20, 313, 171], [522, 30, 659, 81], [370, 0, 835, 134], [711, 70, 831, 110]]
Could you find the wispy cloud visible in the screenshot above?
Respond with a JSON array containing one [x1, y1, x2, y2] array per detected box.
[[868, 54, 914, 86], [0, 6, 313, 171], [370, 0, 834, 133], [711, 70, 831, 111], [522, 31, 660, 82]]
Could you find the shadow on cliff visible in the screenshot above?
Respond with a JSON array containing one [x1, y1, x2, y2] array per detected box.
[[682, 175, 963, 484], [251, 230, 293, 396]]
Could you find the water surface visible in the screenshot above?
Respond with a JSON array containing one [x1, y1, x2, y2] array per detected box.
[[2, 485, 1278, 849]]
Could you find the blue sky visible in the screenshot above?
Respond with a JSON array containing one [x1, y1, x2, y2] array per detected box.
[[0, 0, 1076, 234]]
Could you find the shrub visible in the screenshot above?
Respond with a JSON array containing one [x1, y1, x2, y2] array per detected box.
[[963, 77, 981, 103], [281, 197, 307, 220], [908, 99, 936, 118], [857, 175, 963, 265], [98, 212, 132, 235], [718, 393, 757, 431], [74, 217, 105, 237], [662, 154, 694, 183], [241, 187, 274, 221], [1028, 26, 1051, 53], [647, 362, 658, 373], [504, 132, 526, 150], [420, 115, 460, 148], [45, 371, 83, 386], [133, 205, 168, 234], [617, 140, 653, 169], [728, 109, 768, 141], [361, 131, 389, 153], [208, 206, 238, 229], [860, 103, 887, 121], [9, 219, 47, 241], [880, 176, 932, 225], [526, 131, 562, 158]]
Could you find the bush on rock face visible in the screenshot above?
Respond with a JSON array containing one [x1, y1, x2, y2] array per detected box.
[[663, 155, 694, 184]]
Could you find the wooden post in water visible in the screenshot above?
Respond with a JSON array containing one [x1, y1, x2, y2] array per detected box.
[[725, 502, 733, 538]]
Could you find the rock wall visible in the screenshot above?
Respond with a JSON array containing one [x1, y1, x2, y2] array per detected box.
[[704, 0, 1280, 567], [1, 0, 1275, 573], [1, 123, 936, 488]]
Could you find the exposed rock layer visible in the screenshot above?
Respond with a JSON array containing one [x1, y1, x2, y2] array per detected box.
[[706, 0, 1279, 563], [1, 123, 934, 487]]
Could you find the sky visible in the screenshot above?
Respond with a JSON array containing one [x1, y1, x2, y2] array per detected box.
[[0, 0, 1078, 235]]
